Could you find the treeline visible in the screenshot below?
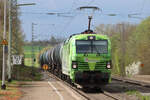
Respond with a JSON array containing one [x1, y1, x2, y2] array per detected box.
[[24, 35, 65, 46], [95, 17, 150, 75], [0, 0, 24, 78]]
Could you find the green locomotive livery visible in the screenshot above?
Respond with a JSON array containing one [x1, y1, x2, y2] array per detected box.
[[39, 31, 112, 88]]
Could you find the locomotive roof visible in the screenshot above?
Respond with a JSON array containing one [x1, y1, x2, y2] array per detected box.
[[70, 33, 109, 40], [68, 30, 109, 40], [63, 30, 110, 44]]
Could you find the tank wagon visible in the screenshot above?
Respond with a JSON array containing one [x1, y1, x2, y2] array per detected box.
[[39, 30, 112, 88]]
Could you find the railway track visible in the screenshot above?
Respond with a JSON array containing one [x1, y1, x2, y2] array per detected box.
[[46, 71, 121, 100], [112, 76, 150, 88]]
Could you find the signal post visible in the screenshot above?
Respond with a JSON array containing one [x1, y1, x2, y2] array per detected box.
[[1, 0, 7, 90]]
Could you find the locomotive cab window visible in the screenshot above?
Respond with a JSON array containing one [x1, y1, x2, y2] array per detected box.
[[76, 40, 108, 54], [76, 40, 91, 53], [93, 40, 108, 54]]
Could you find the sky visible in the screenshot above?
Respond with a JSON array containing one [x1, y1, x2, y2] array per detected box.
[[18, 0, 150, 41]]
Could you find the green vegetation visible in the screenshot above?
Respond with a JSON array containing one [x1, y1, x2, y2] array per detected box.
[[12, 65, 42, 81], [0, 64, 41, 99], [126, 90, 150, 100], [0, 80, 22, 100], [23, 45, 45, 67], [127, 17, 150, 74], [0, 0, 24, 79], [95, 17, 150, 75], [95, 23, 137, 75]]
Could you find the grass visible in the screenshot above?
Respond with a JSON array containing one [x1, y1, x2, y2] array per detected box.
[[24, 58, 39, 67], [12, 65, 42, 81], [126, 90, 150, 100], [0, 65, 42, 100], [23, 45, 45, 67], [0, 80, 22, 100]]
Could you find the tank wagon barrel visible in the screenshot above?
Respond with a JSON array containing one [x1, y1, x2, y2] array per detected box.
[[42, 51, 48, 64], [53, 44, 63, 66], [39, 54, 44, 67], [39, 44, 63, 70]]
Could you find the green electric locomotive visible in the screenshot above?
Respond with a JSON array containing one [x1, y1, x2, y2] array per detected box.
[[39, 30, 112, 88], [61, 31, 112, 88]]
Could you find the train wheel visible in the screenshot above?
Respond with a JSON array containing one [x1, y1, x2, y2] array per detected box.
[[60, 74, 63, 80], [67, 76, 72, 85], [58, 69, 61, 78], [48, 65, 52, 71], [61, 74, 64, 80], [59, 70, 62, 79], [63, 75, 67, 81], [70, 80, 75, 86], [54, 69, 57, 76], [51, 64, 55, 74], [62, 74, 65, 80]]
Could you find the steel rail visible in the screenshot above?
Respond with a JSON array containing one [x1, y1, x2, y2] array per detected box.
[[46, 71, 90, 100], [46, 71, 120, 100], [112, 76, 150, 88], [103, 91, 121, 100]]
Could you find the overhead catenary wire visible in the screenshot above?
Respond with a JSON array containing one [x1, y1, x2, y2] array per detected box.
[[20, 0, 150, 41], [68, 0, 78, 12], [140, 0, 146, 14], [58, 0, 98, 37], [19, 10, 149, 40], [59, 13, 78, 38], [58, 0, 101, 37], [31, 23, 59, 41], [55, 0, 80, 38], [86, 0, 97, 6]]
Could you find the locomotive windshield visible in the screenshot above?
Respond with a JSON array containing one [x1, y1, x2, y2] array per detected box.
[[76, 40, 108, 54], [76, 40, 91, 53]]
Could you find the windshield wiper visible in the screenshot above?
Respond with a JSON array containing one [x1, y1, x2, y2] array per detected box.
[[93, 45, 100, 56], [84, 51, 88, 56]]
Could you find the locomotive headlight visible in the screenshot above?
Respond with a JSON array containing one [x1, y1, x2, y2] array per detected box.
[[88, 36, 96, 40], [72, 61, 78, 69], [106, 62, 111, 69]]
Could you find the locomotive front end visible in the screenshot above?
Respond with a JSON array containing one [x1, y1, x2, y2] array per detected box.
[[71, 34, 112, 88]]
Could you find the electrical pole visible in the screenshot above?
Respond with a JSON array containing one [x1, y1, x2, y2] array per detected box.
[[8, 0, 12, 82], [31, 23, 36, 76], [120, 23, 126, 77], [1, 0, 7, 90], [15, 0, 18, 55]]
